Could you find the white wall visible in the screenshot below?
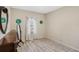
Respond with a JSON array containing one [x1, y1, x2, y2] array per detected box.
[[10, 8, 46, 41], [46, 7, 79, 51]]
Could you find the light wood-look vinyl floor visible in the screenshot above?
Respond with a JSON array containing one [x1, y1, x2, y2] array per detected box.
[[17, 39, 78, 52]]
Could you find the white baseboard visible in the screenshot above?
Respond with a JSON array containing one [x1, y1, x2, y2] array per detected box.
[[46, 38, 79, 51]]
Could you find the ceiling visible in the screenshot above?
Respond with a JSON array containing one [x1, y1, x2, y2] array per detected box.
[[11, 6, 63, 14]]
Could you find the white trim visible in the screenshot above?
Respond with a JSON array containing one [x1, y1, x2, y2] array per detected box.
[[46, 38, 79, 51]]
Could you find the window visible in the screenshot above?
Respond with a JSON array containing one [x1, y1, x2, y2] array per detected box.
[[27, 17, 37, 35]]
